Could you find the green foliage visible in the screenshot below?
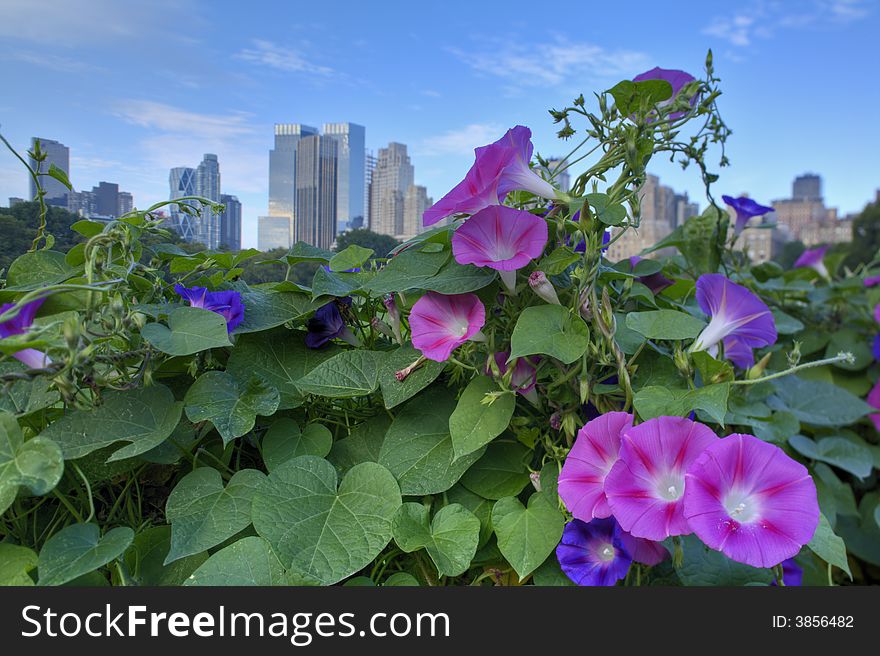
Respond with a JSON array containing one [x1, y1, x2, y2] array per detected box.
[[334, 228, 400, 259]]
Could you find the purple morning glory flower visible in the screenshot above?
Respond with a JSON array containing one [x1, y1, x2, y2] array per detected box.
[[174, 284, 244, 332], [423, 126, 558, 226], [629, 256, 674, 295], [556, 518, 632, 586], [793, 246, 829, 278], [570, 221, 611, 254], [632, 67, 698, 120], [306, 297, 354, 349], [691, 273, 777, 369], [873, 333, 880, 361], [722, 195, 775, 235], [864, 275, 880, 287], [0, 297, 51, 369], [771, 559, 803, 586]]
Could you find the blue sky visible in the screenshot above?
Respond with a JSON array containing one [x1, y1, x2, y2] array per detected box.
[[1, 0, 878, 248]]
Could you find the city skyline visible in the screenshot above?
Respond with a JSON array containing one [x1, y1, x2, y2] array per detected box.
[[1, 1, 878, 249]]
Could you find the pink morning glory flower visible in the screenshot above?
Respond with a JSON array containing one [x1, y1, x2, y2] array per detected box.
[[793, 246, 830, 278], [691, 273, 777, 369], [632, 67, 698, 120], [683, 433, 820, 568], [409, 292, 486, 362], [722, 195, 774, 234], [489, 351, 539, 403], [867, 379, 880, 432], [423, 126, 558, 226], [617, 530, 669, 567], [604, 416, 719, 541], [0, 298, 51, 369], [629, 256, 674, 295], [556, 518, 632, 586], [451, 205, 548, 292], [558, 412, 634, 522], [175, 284, 244, 332]]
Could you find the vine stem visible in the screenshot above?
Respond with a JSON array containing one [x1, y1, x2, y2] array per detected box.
[[730, 352, 854, 386]]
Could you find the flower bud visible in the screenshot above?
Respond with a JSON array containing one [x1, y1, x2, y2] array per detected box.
[[673, 346, 692, 378], [370, 316, 394, 339], [578, 291, 592, 322], [383, 294, 403, 345], [529, 471, 542, 492], [528, 271, 560, 305], [579, 377, 590, 404], [746, 352, 773, 380], [550, 412, 562, 431]]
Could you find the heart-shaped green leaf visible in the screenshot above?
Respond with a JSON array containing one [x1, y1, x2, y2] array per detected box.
[[0, 544, 38, 585], [460, 441, 530, 500], [296, 350, 382, 399], [449, 376, 515, 459], [808, 513, 852, 579], [625, 310, 706, 340], [141, 306, 232, 355], [379, 389, 484, 495], [38, 523, 134, 586], [40, 385, 182, 461], [185, 371, 279, 445], [252, 456, 401, 585], [378, 345, 446, 409], [165, 467, 266, 564], [184, 537, 287, 586], [392, 502, 480, 577], [789, 435, 873, 479], [492, 492, 564, 579], [0, 411, 64, 513], [262, 418, 332, 471], [123, 526, 207, 586], [329, 244, 373, 272], [509, 305, 589, 364]]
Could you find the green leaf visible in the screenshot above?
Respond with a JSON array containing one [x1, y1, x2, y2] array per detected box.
[[492, 492, 565, 579], [0, 361, 60, 415], [123, 526, 207, 586], [263, 419, 332, 471], [0, 544, 38, 586], [279, 241, 335, 265], [446, 484, 495, 548], [384, 572, 420, 586], [378, 345, 446, 409], [165, 467, 266, 564], [141, 306, 232, 355], [4, 250, 76, 291], [184, 537, 287, 586], [788, 435, 873, 479], [672, 535, 773, 586], [296, 350, 381, 398], [392, 503, 480, 577], [531, 555, 574, 586], [330, 244, 373, 271], [625, 310, 706, 340], [47, 163, 73, 190], [692, 351, 734, 385], [40, 384, 182, 461], [807, 513, 852, 579], [0, 411, 64, 514], [231, 282, 318, 334], [634, 384, 730, 425], [311, 267, 367, 299], [608, 78, 673, 115], [419, 259, 497, 294], [379, 389, 483, 495], [328, 414, 391, 474], [252, 457, 402, 585], [460, 441, 531, 500], [38, 523, 134, 586], [509, 305, 590, 364], [771, 309, 804, 335], [450, 376, 515, 459], [585, 193, 627, 226], [538, 247, 580, 276], [768, 377, 872, 427], [365, 249, 449, 295], [227, 329, 340, 410], [613, 311, 647, 354], [184, 372, 280, 445]]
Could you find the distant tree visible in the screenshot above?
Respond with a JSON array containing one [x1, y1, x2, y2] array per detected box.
[[335, 229, 399, 258], [774, 240, 806, 270], [845, 200, 880, 269], [0, 202, 84, 272]]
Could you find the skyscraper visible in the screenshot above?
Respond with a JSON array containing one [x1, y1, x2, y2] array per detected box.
[[93, 181, 119, 217], [269, 124, 319, 227], [169, 166, 197, 241], [792, 173, 822, 201], [402, 185, 433, 241], [258, 215, 292, 251], [363, 150, 377, 230], [195, 154, 221, 248], [370, 143, 414, 239], [118, 191, 133, 217], [28, 137, 70, 205], [220, 194, 242, 251], [323, 123, 365, 233], [295, 135, 338, 249]]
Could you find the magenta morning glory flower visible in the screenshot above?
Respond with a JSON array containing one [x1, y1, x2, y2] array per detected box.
[[683, 433, 820, 568], [556, 518, 632, 586], [632, 67, 698, 120], [691, 273, 777, 369], [306, 297, 356, 349], [793, 246, 830, 278], [0, 298, 51, 369], [451, 205, 548, 292], [630, 256, 674, 295], [558, 412, 634, 522], [867, 379, 880, 432], [722, 195, 775, 235], [423, 126, 558, 226], [409, 292, 485, 362], [489, 351, 539, 403], [174, 284, 244, 332], [616, 530, 669, 567], [865, 275, 880, 287], [604, 416, 719, 541]]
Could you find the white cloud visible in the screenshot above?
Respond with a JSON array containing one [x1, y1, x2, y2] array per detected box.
[[417, 123, 504, 157], [236, 39, 334, 76], [3, 51, 103, 74], [112, 101, 256, 140], [449, 36, 650, 88]]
